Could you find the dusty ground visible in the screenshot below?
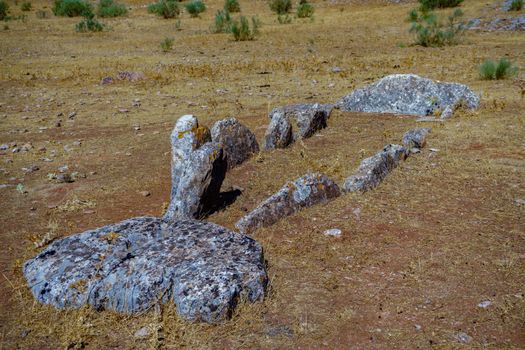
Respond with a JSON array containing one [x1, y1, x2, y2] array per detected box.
[[1, 0, 524, 348]]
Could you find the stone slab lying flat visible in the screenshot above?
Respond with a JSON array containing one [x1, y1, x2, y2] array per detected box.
[[236, 173, 341, 234], [24, 217, 267, 323], [337, 74, 480, 118], [344, 144, 407, 192]]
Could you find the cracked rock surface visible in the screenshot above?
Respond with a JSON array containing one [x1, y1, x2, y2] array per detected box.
[[24, 217, 268, 323]]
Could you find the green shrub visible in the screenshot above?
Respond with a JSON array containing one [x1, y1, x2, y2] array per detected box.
[[509, 0, 523, 10], [185, 0, 205, 17], [36, 9, 49, 18], [419, 0, 463, 11], [98, 0, 128, 17], [21, 1, 32, 11], [148, 0, 180, 18], [0, 0, 9, 20], [479, 58, 518, 80], [270, 0, 291, 15], [231, 15, 259, 41], [277, 14, 291, 23], [224, 0, 239, 12], [407, 7, 465, 47], [160, 37, 174, 51], [75, 13, 104, 31], [211, 9, 232, 33], [297, 2, 313, 18], [53, 0, 93, 17]]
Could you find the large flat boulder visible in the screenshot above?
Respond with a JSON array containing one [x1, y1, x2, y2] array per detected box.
[[23, 217, 267, 323], [211, 117, 259, 170], [236, 173, 341, 233], [337, 74, 480, 118]]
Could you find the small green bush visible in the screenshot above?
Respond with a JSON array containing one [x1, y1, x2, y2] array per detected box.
[[211, 9, 232, 33], [419, 0, 463, 11], [479, 58, 518, 80], [224, 0, 239, 12], [277, 14, 291, 23], [98, 0, 128, 17], [21, 1, 32, 11], [185, 0, 206, 17], [36, 9, 49, 18], [0, 0, 9, 20], [509, 0, 523, 11], [148, 0, 180, 18], [297, 2, 313, 18], [231, 15, 259, 41], [270, 0, 291, 15], [408, 7, 465, 47], [53, 0, 93, 17], [160, 37, 174, 51], [75, 13, 104, 31]]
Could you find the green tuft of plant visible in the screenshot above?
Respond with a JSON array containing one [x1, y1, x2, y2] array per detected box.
[[297, 1, 313, 18], [98, 0, 127, 17], [270, 0, 291, 15], [0, 0, 9, 20], [418, 0, 463, 11], [20, 1, 32, 11], [479, 58, 518, 80], [407, 7, 465, 47], [36, 9, 49, 18], [185, 0, 206, 17], [277, 14, 291, 24], [509, 0, 523, 10], [148, 0, 180, 18], [160, 37, 174, 52], [231, 15, 259, 41], [53, 0, 93, 17], [75, 12, 104, 31], [224, 0, 239, 12], [211, 9, 232, 33]]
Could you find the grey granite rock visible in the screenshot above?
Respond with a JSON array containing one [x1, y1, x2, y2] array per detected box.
[[402, 128, 431, 149], [164, 115, 227, 220], [23, 217, 267, 323], [337, 74, 480, 117], [211, 118, 259, 170], [264, 109, 293, 150], [236, 173, 341, 233], [344, 144, 408, 192]]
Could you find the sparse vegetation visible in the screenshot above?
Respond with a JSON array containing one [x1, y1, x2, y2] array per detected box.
[[270, 0, 291, 15], [277, 14, 291, 24], [509, 0, 523, 11], [211, 9, 232, 33], [36, 9, 49, 18], [185, 0, 206, 17], [75, 13, 104, 31], [231, 15, 259, 41], [53, 0, 93, 17], [148, 0, 180, 18], [0, 0, 8, 20], [160, 37, 174, 52], [479, 58, 518, 80], [297, 1, 314, 18], [224, 0, 239, 13], [407, 7, 465, 47], [418, 0, 463, 11], [20, 1, 32, 11], [97, 0, 128, 17]]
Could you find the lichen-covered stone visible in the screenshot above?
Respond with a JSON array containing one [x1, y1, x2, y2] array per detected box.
[[344, 144, 407, 192], [211, 118, 259, 170], [23, 217, 267, 323], [164, 115, 227, 220], [264, 109, 293, 150], [337, 74, 480, 117], [402, 128, 431, 149], [236, 173, 341, 233]]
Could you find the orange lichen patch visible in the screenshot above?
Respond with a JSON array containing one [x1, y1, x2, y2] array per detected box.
[[100, 231, 120, 243], [69, 279, 87, 292]]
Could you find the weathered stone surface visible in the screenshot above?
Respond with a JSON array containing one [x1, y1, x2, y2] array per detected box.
[[264, 109, 293, 150], [337, 74, 480, 118], [211, 118, 259, 170], [402, 128, 431, 149], [164, 115, 227, 220], [24, 217, 267, 323], [344, 144, 407, 192], [236, 173, 341, 233]]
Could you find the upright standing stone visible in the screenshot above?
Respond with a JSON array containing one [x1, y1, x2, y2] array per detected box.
[[402, 128, 431, 149], [211, 117, 259, 169]]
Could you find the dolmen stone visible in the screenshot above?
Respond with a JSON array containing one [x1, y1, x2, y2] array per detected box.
[[344, 144, 407, 192], [337, 74, 480, 119], [402, 128, 431, 150], [211, 117, 259, 170], [264, 103, 333, 150], [23, 217, 267, 323], [236, 173, 341, 233], [164, 115, 227, 220]]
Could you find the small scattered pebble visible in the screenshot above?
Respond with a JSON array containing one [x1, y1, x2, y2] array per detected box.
[[324, 228, 342, 237], [139, 191, 151, 197], [478, 300, 492, 308], [455, 332, 473, 344], [134, 327, 150, 338]]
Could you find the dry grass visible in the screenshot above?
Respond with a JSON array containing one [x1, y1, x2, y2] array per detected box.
[[1, 0, 524, 348]]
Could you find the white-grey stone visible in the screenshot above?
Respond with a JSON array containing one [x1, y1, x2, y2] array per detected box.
[[211, 118, 259, 170], [324, 228, 342, 237], [455, 332, 473, 344], [402, 128, 431, 149], [478, 300, 492, 308]]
